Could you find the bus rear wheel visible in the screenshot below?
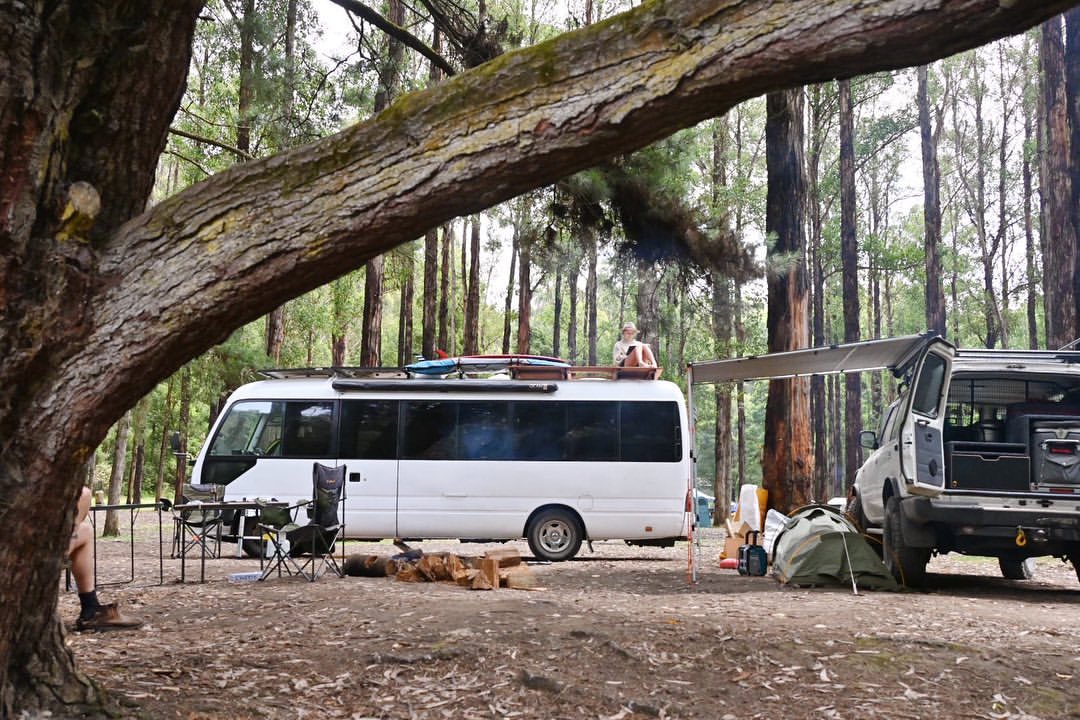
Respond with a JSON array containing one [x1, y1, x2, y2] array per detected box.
[[527, 509, 583, 562]]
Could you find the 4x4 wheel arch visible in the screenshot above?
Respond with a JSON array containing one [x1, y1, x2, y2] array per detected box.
[[882, 481, 935, 547]]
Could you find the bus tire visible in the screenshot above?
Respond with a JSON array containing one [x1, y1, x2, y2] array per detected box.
[[527, 508, 583, 562]]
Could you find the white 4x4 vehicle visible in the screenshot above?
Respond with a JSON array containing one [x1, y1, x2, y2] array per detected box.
[[851, 335, 1080, 587], [689, 333, 1080, 588]]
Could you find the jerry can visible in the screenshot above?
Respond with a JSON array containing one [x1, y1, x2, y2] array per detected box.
[[737, 530, 768, 576]]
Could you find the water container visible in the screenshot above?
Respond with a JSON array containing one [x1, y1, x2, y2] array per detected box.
[[228, 571, 262, 583]]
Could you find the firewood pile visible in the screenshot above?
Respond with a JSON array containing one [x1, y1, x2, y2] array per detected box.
[[342, 546, 539, 590]]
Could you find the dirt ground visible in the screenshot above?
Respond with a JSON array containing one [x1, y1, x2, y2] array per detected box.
[[61, 510, 1080, 720]]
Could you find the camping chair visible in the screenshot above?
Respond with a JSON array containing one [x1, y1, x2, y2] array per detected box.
[[170, 483, 224, 560], [260, 463, 346, 582]]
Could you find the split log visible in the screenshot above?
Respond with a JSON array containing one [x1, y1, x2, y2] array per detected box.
[[395, 564, 424, 582], [446, 554, 470, 583], [499, 566, 538, 590], [471, 569, 495, 591], [416, 554, 451, 581], [482, 547, 522, 568], [480, 557, 500, 589]]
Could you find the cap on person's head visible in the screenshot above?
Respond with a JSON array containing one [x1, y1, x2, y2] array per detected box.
[[622, 322, 638, 334]]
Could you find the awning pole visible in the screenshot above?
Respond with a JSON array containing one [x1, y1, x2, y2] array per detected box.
[[686, 363, 697, 584]]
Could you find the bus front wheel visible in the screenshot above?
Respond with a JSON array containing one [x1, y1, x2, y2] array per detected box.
[[527, 509, 583, 562]]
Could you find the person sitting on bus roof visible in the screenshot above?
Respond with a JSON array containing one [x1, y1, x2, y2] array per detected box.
[[67, 486, 143, 632], [613, 322, 657, 368]]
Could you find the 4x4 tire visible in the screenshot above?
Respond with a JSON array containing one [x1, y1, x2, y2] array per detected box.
[[846, 493, 869, 532], [883, 496, 930, 588], [998, 556, 1035, 580]]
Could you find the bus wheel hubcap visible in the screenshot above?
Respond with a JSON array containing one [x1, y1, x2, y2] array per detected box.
[[540, 521, 570, 551]]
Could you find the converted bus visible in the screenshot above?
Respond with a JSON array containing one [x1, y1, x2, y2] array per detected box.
[[190, 368, 691, 561]]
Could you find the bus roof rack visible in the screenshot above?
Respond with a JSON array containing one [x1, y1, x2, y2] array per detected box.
[[256, 362, 662, 382], [257, 367, 409, 380]]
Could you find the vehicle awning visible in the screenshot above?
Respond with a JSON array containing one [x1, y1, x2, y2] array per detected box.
[[689, 333, 947, 385]]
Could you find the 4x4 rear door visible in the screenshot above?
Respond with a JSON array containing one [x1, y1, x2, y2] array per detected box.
[[898, 341, 954, 496]]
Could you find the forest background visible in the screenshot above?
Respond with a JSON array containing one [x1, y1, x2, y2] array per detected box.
[[89, 0, 1073, 527]]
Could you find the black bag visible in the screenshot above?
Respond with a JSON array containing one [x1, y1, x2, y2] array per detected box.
[[737, 530, 768, 576]]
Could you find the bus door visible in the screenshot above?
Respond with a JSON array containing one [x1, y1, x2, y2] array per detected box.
[[336, 399, 400, 538]]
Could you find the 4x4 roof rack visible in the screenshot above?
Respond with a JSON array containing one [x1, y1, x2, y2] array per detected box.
[[954, 348, 1080, 364]]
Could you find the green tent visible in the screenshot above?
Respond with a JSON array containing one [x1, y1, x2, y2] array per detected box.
[[771, 505, 898, 591]]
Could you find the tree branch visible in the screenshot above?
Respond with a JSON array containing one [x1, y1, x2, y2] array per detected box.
[[79, 0, 1080, 429], [169, 127, 254, 161], [328, 0, 456, 76], [163, 148, 210, 177]]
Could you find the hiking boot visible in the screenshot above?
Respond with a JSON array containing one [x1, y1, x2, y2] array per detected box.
[[75, 603, 143, 632]]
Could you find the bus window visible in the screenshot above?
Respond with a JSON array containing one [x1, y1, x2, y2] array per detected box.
[[279, 401, 334, 458], [620, 401, 681, 462], [403, 401, 457, 459], [459, 402, 511, 460], [512, 402, 565, 460], [340, 400, 398, 459], [565, 402, 617, 461], [209, 401, 279, 456]]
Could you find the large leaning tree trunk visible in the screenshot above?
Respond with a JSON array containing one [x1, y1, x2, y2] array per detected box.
[[1, 0, 1075, 714]]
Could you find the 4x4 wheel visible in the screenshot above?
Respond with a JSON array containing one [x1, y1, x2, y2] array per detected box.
[[998, 556, 1035, 580], [883, 497, 930, 588], [527, 508, 583, 562]]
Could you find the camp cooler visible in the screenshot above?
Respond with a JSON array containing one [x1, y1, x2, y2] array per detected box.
[[1031, 421, 1080, 490]]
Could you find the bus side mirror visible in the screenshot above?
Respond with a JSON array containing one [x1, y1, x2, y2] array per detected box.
[[170, 431, 182, 454], [859, 430, 878, 450]]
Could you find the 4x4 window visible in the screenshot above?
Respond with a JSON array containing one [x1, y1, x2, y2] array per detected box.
[[881, 401, 900, 443], [911, 353, 947, 417]]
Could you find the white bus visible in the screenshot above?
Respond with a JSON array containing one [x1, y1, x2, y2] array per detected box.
[[191, 369, 691, 561]]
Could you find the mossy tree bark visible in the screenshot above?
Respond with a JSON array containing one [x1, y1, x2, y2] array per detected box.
[[1, 0, 1077, 713]]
